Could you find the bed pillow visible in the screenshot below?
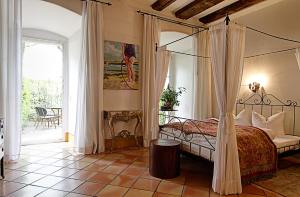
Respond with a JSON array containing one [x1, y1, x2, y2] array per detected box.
[[260, 128, 275, 140], [234, 109, 252, 126], [252, 111, 285, 137]]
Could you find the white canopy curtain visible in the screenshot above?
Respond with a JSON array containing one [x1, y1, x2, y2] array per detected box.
[[75, 0, 105, 154], [0, 0, 22, 161], [210, 23, 246, 195], [295, 48, 300, 70], [193, 29, 213, 120], [142, 15, 162, 146]]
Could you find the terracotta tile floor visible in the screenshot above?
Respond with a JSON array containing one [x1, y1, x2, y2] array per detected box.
[[0, 142, 283, 197]]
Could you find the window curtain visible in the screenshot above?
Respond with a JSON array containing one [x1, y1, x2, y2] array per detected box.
[[156, 46, 171, 104], [295, 48, 300, 70], [0, 0, 22, 161], [142, 15, 161, 146], [193, 29, 212, 120], [74, 1, 105, 154], [210, 23, 246, 195]]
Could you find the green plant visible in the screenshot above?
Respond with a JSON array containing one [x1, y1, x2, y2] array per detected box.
[[21, 78, 63, 128], [160, 86, 186, 110], [21, 79, 31, 128]]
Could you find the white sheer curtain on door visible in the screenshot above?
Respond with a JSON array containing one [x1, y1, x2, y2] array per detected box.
[[193, 29, 213, 120], [0, 0, 22, 161], [142, 15, 161, 146], [75, 1, 105, 154], [295, 48, 300, 70], [210, 23, 246, 195]]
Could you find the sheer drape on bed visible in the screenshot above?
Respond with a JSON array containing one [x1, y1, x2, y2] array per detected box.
[[75, 1, 105, 154], [0, 0, 22, 161], [210, 23, 246, 195], [193, 29, 213, 120]]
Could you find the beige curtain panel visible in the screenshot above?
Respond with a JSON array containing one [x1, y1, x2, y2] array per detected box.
[[75, 1, 105, 154], [142, 15, 161, 146]]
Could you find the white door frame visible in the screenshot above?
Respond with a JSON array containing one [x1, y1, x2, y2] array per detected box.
[[22, 28, 69, 138]]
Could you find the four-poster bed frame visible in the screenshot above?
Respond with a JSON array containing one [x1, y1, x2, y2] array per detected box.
[[159, 92, 300, 161], [138, 10, 300, 187]]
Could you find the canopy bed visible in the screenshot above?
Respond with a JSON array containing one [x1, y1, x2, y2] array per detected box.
[[139, 9, 300, 194]]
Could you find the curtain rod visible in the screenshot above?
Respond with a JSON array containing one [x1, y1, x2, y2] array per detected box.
[[159, 15, 300, 50], [246, 26, 300, 44], [159, 15, 300, 59], [137, 10, 206, 29], [244, 46, 299, 59], [228, 16, 300, 44], [164, 46, 299, 60], [81, 0, 112, 6], [163, 49, 210, 59], [160, 28, 207, 48]]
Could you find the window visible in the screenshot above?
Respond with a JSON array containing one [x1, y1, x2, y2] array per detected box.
[[160, 32, 195, 119]]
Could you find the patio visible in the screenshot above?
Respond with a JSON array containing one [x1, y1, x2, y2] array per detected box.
[[22, 121, 64, 145]]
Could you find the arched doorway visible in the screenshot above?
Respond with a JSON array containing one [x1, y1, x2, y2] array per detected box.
[[21, 0, 82, 144]]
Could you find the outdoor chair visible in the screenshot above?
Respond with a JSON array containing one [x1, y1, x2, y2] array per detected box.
[[34, 107, 59, 128]]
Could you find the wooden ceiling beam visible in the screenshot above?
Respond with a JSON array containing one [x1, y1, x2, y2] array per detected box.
[[151, 0, 177, 11], [199, 0, 266, 23], [175, 0, 224, 20]]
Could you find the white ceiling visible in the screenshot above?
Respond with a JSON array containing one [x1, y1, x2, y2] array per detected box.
[[22, 0, 81, 38]]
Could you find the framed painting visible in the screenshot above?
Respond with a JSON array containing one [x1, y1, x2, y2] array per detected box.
[[104, 40, 140, 90]]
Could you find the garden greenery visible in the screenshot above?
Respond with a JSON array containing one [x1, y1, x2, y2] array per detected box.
[[21, 78, 62, 128]]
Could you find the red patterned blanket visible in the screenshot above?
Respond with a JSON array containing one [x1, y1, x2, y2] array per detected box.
[[161, 118, 277, 182]]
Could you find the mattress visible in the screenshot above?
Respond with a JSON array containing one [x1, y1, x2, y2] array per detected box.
[[273, 135, 300, 153], [160, 128, 300, 159]]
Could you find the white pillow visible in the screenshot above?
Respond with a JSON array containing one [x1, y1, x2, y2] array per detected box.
[[252, 111, 285, 137], [260, 128, 275, 140], [234, 109, 252, 126]]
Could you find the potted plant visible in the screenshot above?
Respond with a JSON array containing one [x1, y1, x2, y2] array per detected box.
[[160, 85, 186, 111]]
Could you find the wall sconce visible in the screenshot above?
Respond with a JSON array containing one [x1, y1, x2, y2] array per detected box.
[[249, 82, 260, 93]]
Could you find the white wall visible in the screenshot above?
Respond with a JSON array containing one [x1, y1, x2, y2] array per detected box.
[[23, 0, 81, 38], [235, 0, 300, 100], [102, 0, 143, 110], [233, 0, 300, 134]]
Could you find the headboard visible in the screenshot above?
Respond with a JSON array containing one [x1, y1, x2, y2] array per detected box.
[[236, 90, 300, 135]]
